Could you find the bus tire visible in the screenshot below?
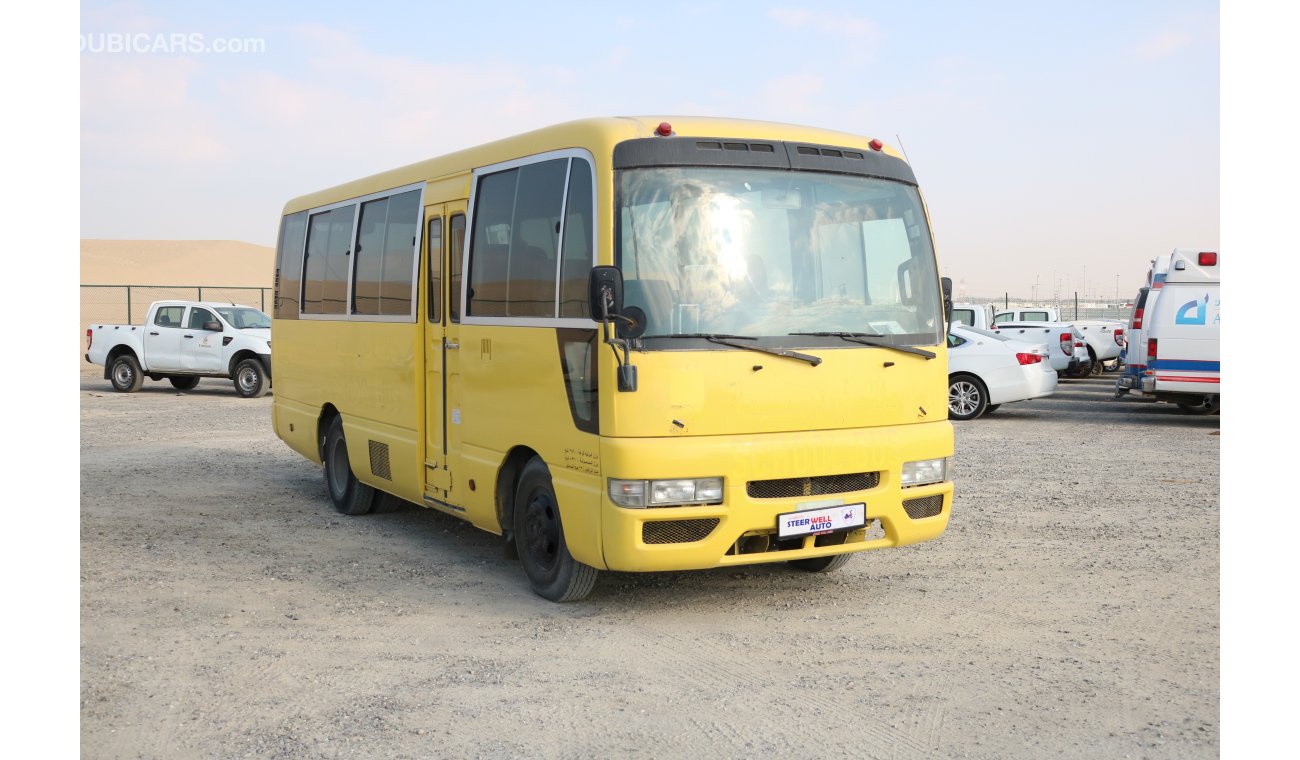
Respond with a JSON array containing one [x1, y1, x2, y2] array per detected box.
[[110, 354, 144, 393], [513, 457, 599, 602], [323, 416, 376, 516], [234, 358, 269, 398], [789, 552, 853, 573], [169, 376, 200, 391]]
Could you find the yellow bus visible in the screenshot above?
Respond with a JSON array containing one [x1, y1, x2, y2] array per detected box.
[[271, 116, 954, 601]]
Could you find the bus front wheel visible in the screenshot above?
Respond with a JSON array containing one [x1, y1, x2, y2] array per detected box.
[[323, 416, 376, 516], [513, 458, 599, 602]]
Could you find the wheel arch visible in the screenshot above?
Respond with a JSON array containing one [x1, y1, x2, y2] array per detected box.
[[317, 403, 341, 460], [103, 345, 140, 379], [496, 446, 541, 540], [227, 349, 265, 378]]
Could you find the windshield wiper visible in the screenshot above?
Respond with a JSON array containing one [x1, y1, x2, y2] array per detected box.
[[789, 332, 936, 360], [643, 333, 822, 367]]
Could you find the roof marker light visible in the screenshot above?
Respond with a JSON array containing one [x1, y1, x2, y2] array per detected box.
[[868, 139, 883, 151], [655, 122, 673, 137], [1198, 251, 1217, 266]]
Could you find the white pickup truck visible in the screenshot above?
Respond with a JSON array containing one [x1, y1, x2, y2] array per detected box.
[[993, 307, 1125, 374], [85, 300, 273, 398], [951, 303, 1089, 377]]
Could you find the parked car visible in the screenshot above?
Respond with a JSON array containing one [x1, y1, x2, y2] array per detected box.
[[994, 306, 1124, 374], [947, 325, 1058, 420], [85, 300, 273, 397], [989, 322, 1086, 377]]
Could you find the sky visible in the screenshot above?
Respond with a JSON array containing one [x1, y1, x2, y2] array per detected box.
[[78, 0, 1219, 299]]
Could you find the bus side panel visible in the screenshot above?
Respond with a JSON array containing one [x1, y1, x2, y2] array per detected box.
[[274, 395, 324, 465], [454, 324, 605, 566], [272, 319, 425, 503]]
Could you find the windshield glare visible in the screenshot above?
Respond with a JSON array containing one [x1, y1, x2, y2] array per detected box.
[[216, 307, 271, 329], [617, 167, 943, 345]]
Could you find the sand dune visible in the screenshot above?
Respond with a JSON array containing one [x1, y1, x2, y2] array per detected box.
[[81, 239, 274, 286]]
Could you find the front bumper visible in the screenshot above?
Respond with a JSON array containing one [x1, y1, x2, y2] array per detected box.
[[598, 422, 954, 572]]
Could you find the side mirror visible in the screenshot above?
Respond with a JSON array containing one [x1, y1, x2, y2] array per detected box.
[[940, 277, 954, 324], [202, 321, 223, 332], [588, 266, 624, 323]]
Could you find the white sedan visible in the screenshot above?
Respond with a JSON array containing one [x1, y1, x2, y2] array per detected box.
[[947, 325, 1058, 420]]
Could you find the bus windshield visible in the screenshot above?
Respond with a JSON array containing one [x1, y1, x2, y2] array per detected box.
[[216, 306, 271, 329], [617, 167, 943, 347]]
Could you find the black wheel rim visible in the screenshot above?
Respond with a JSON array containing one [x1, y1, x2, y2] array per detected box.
[[522, 488, 561, 574]]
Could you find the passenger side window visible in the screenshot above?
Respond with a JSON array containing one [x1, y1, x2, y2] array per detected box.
[[354, 190, 420, 316], [993, 313, 1013, 324], [302, 205, 356, 315], [468, 156, 594, 320], [188, 307, 218, 330], [951, 309, 974, 327], [154, 306, 185, 327]]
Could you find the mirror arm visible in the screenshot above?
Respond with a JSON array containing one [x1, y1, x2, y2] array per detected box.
[[600, 287, 637, 392]]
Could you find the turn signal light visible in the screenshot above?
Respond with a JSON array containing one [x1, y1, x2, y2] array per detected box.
[[86, 328, 93, 351], [1148, 338, 1158, 362], [1059, 333, 1073, 355], [1015, 352, 1043, 365], [1113, 327, 1124, 346], [1133, 307, 1144, 329]]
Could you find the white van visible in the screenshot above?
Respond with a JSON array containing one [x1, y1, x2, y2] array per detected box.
[[1118, 249, 1219, 413]]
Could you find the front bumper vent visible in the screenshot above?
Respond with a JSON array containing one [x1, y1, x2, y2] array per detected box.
[[903, 494, 944, 519], [642, 518, 720, 545], [746, 472, 880, 500]]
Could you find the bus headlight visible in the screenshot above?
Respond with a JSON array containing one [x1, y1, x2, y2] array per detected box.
[[900, 458, 951, 488], [608, 477, 724, 508]]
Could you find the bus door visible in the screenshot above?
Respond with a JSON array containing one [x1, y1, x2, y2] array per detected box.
[[423, 202, 467, 505]]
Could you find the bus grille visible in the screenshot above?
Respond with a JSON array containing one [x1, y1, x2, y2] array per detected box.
[[746, 472, 880, 499], [903, 495, 943, 519], [642, 519, 719, 545]]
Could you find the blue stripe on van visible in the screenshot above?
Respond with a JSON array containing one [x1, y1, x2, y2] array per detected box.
[[1150, 359, 1220, 372]]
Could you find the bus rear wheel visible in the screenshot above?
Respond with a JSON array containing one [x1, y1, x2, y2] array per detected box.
[[323, 416, 376, 516], [513, 457, 598, 602]]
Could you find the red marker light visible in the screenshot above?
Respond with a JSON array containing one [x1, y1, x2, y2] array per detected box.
[[1015, 352, 1043, 365], [1147, 338, 1158, 362], [655, 122, 673, 137], [868, 138, 883, 151], [1133, 307, 1143, 329], [1198, 251, 1217, 266], [86, 328, 93, 351]]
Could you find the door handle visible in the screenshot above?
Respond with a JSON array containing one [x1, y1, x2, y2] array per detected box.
[[183, 335, 194, 339], [444, 340, 460, 349], [149, 331, 159, 336]]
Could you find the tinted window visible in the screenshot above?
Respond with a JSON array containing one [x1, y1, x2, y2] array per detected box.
[[993, 313, 1013, 323], [951, 308, 974, 327], [559, 159, 593, 318], [449, 214, 465, 322], [275, 211, 306, 318], [947, 333, 967, 348], [303, 205, 355, 315], [188, 307, 218, 330], [353, 190, 420, 316], [427, 217, 443, 323], [468, 158, 568, 318], [1023, 311, 1048, 321]]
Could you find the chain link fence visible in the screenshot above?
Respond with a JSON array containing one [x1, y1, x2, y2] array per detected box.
[[965, 294, 1132, 323], [81, 285, 271, 327]]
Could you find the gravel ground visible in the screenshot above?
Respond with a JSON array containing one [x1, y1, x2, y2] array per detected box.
[[80, 369, 1219, 759]]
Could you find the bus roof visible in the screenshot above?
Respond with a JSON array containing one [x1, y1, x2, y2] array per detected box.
[[281, 116, 905, 215]]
